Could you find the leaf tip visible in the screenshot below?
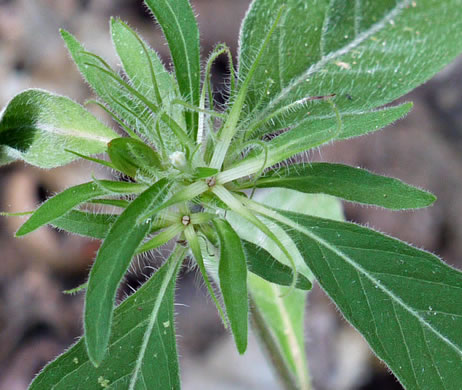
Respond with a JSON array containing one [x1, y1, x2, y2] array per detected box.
[[15, 226, 28, 237], [237, 340, 248, 355]]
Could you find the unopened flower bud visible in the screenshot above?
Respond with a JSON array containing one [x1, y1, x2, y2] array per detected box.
[[169, 151, 187, 170]]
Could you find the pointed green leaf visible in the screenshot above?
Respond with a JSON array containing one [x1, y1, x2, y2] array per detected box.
[[0, 90, 117, 168], [229, 189, 343, 389], [184, 224, 227, 324], [16, 180, 146, 237], [249, 274, 309, 389], [254, 205, 462, 389], [242, 240, 312, 290], [213, 219, 249, 354], [110, 18, 179, 107], [29, 247, 185, 390], [108, 137, 163, 178], [239, 162, 435, 210], [144, 0, 200, 134], [239, 0, 462, 133], [337, 103, 412, 140], [194, 167, 219, 179], [85, 178, 171, 366], [218, 105, 403, 184], [61, 30, 160, 144], [110, 18, 185, 152], [52, 211, 117, 239]]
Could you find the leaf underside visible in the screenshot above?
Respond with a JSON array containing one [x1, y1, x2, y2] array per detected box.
[[0, 90, 116, 168]]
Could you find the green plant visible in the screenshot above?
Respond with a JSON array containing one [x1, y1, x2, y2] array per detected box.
[[1, 0, 462, 388]]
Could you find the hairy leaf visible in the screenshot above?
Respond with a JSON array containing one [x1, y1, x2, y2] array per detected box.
[[85, 179, 171, 365], [230, 189, 343, 388], [249, 274, 309, 389], [110, 18, 185, 152], [144, 0, 200, 135], [243, 240, 312, 290], [107, 137, 162, 178], [29, 247, 185, 390], [239, 162, 435, 209], [0, 90, 116, 168], [16, 180, 146, 237], [252, 204, 462, 389], [239, 0, 462, 133], [61, 30, 161, 145], [52, 211, 117, 239], [219, 105, 405, 184], [213, 219, 249, 354]]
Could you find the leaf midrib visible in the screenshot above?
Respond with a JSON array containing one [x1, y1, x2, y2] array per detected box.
[[258, 205, 462, 357], [258, 0, 411, 119], [128, 252, 180, 389], [301, 221, 462, 355], [52, 268, 179, 389], [269, 283, 308, 388], [162, 0, 196, 104]]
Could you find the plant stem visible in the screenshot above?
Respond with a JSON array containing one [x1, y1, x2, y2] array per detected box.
[[249, 296, 312, 390]]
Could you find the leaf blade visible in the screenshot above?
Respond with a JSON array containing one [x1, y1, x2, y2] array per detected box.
[[16, 180, 146, 237], [213, 219, 249, 354], [218, 105, 405, 184], [251, 204, 462, 389], [239, 0, 462, 133], [144, 0, 200, 135], [0, 90, 117, 168], [110, 18, 185, 152], [84, 179, 171, 365], [29, 247, 185, 390], [51, 211, 117, 240], [240, 162, 436, 210], [242, 240, 312, 290]]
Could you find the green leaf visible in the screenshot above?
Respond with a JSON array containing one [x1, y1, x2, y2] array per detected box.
[[110, 18, 185, 152], [85, 178, 171, 366], [218, 105, 403, 184], [52, 211, 117, 239], [242, 240, 312, 290], [108, 137, 163, 178], [184, 224, 227, 324], [29, 247, 185, 390], [16, 180, 146, 237], [239, 0, 462, 133], [336, 103, 412, 140], [249, 274, 309, 389], [240, 162, 435, 210], [0, 89, 116, 168], [144, 0, 200, 135], [253, 205, 462, 389], [61, 30, 161, 145], [194, 167, 219, 179], [229, 189, 343, 389], [213, 219, 249, 354]]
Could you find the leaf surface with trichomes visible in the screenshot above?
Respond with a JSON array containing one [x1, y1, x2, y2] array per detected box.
[[250, 203, 462, 389], [30, 247, 185, 390], [213, 219, 249, 354], [85, 178, 171, 366], [0, 90, 117, 168], [16, 181, 146, 237], [240, 162, 435, 210]]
